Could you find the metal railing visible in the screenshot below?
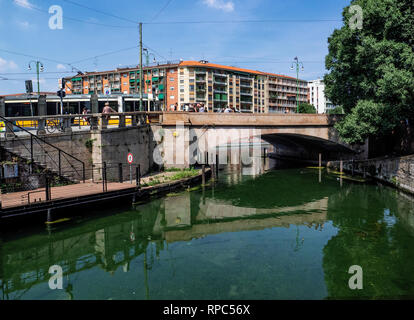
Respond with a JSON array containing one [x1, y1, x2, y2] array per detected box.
[[0, 115, 86, 183], [0, 163, 141, 209]]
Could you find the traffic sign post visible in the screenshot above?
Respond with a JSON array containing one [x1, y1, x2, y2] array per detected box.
[[127, 153, 134, 184]]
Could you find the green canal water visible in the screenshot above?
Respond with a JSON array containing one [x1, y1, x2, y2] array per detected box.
[[1, 159, 414, 300]]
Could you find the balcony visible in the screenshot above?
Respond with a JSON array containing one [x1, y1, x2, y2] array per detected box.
[[213, 72, 227, 78], [213, 79, 227, 85], [196, 77, 206, 83], [214, 89, 227, 94], [240, 82, 252, 88], [240, 91, 252, 96]]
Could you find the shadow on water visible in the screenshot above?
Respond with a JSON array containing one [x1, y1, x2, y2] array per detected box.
[[1, 150, 414, 300]]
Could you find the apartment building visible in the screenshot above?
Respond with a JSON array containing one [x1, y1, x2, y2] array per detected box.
[[64, 60, 308, 113], [178, 61, 308, 113], [307, 79, 336, 114], [64, 62, 179, 111]]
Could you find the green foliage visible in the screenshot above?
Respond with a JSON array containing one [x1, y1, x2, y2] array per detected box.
[[85, 138, 96, 152], [298, 103, 317, 114], [327, 106, 345, 115], [325, 0, 414, 143], [167, 168, 199, 181], [335, 100, 396, 144]]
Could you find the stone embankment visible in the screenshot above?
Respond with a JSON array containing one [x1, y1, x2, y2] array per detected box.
[[328, 154, 414, 195]]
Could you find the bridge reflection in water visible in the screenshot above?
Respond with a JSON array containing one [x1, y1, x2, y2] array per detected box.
[[1, 156, 414, 300]]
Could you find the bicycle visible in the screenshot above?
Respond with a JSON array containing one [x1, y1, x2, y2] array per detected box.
[[46, 119, 65, 133]]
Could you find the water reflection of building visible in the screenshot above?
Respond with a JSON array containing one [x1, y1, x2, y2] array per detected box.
[[0, 167, 329, 299], [162, 193, 328, 243]]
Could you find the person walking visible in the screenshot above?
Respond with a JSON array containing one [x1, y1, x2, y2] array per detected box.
[[102, 102, 116, 120], [82, 107, 90, 125]]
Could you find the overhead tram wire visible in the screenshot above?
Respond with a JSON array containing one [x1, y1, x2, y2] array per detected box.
[[142, 18, 342, 25], [60, 0, 138, 24], [30, 5, 136, 29], [151, 0, 174, 21], [68, 46, 139, 65]]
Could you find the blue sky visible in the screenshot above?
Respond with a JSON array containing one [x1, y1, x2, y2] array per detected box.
[[0, 0, 351, 94]]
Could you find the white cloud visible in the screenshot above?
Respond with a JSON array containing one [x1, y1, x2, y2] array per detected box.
[[14, 0, 35, 9], [0, 57, 18, 72], [203, 0, 234, 12], [56, 64, 66, 70]]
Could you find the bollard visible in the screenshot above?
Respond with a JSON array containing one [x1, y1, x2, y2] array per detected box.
[[47, 208, 53, 223], [45, 176, 51, 201], [216, 154, 219, 178], [136, 164, 141, 188], [202, 165, 206, 186], [351, 159, 354, 176], [118, 163, 123, 183], [319, 153, 322, 168], [102, 162, 107, 192], [211, 163, 216, 180], [340, 159, 343, 174]]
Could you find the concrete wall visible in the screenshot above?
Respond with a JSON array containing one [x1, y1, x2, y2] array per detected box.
[[1, 131, 93, 181], [331, 155, 414, 195], [91, 125, 156, 180], [1, 125, 156, 182]]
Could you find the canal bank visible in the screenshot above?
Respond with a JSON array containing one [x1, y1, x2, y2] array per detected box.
[[0, 167, 212, 230], [327, 154, 414, 195]]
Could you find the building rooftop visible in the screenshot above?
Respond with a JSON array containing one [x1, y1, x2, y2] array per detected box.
[[63, 60, 302, 82], [179, 60, 299, 81]]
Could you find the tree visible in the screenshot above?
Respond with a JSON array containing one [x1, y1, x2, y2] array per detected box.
[[327, 106, 345, 115], [324, 0, 414, 145], [298, 103, 316, 114]]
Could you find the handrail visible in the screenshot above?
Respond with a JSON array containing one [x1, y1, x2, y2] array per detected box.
[[0, 115, 85, 182]]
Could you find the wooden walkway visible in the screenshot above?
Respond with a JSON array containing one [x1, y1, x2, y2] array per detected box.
[[1, 181, 136, 209]]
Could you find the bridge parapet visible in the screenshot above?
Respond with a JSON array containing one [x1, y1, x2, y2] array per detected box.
[[160, 112, 343, 127]]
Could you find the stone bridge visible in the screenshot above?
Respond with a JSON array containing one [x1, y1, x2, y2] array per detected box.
[[1, 112, 367, 176], [156, 113, 366, 168]]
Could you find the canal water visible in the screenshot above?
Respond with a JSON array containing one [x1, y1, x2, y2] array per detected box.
[[1, 157, 414, 300]]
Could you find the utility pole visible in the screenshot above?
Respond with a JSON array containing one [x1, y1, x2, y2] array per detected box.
[[291, 57, 304, 113], [139, 22, 143, 112], [28, 61, 44, 95]]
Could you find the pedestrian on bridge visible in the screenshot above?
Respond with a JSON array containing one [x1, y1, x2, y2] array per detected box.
[[102, 102, 116, 120]]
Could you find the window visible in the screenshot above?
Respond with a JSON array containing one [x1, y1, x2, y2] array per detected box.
[[123, 74, 127, 78], [189, 85, 195, 91], [170, 78, 175, 82], [170, 69, 174, 74], [180, 79, 184, 84], [170, 95, 175, 99], [208, 86, 212, 92], [170, 87, 174, 91]]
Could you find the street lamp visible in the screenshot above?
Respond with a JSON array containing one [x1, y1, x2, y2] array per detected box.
[[143, 48, 156, 67], [290, 57, 304, 113], [28, 60, 44, 95]]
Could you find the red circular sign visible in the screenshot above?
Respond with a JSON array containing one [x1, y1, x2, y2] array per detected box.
[[127, 153, 134, 164]]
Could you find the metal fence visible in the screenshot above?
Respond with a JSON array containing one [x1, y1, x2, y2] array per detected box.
[[0, 163, 141, 209]]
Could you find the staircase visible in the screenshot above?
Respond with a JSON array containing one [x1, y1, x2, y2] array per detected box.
[[0, 115, 85, 183]]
